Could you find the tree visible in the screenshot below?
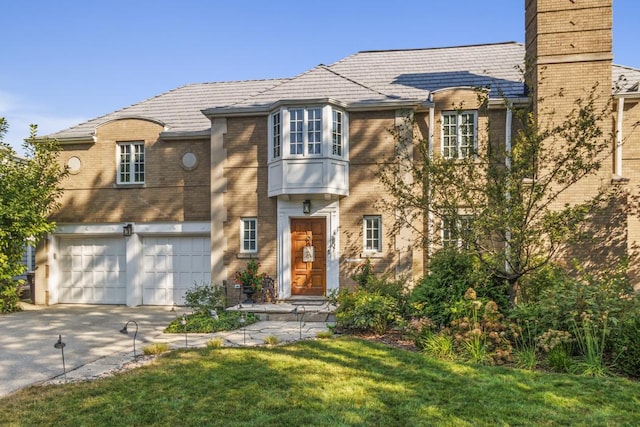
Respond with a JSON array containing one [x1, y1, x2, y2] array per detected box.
[[377, 86, 619, 303], [0, 118, 67, 311]]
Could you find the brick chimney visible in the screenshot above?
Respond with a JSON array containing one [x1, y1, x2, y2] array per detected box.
[[525, 0, 613, 117]]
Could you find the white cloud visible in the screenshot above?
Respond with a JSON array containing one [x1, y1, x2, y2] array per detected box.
[[0, 90, 85, 155]]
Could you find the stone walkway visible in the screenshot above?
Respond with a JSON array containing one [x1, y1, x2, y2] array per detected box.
[[43, 321, 332, 385]]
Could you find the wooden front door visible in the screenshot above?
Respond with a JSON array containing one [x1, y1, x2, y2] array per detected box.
[[291, 218, 326, 296]]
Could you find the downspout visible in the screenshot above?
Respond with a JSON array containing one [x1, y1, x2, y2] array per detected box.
[[504, 106, 513, 275], [616, 97, 624, 177], [427, 96, 435, 263]]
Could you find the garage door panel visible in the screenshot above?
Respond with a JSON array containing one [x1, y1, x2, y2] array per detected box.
[[59, 238, 126, 304], [143, 237, 211, 306]]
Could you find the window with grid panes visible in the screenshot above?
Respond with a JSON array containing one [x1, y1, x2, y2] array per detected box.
[[117, 142, 145, 184], [363, 216, 382, 252], [442, 111, 476, 158], [241, 218, 257, 253]]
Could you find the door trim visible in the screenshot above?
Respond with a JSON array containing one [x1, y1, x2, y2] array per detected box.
[[276, 199, 340, 299]]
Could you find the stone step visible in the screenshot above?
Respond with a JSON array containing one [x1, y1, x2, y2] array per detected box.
[[228, 301, 336, 322]]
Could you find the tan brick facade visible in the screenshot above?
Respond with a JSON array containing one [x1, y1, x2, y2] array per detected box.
[[54, 118, 211, 223], [39, 0, 640, 305]]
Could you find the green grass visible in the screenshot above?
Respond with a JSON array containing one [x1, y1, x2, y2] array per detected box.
[[1, 338, 638, 426]]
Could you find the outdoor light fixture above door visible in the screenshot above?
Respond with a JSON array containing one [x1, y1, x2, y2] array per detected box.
[[123, 223, 133, 236], [303, 200, 311, 214]]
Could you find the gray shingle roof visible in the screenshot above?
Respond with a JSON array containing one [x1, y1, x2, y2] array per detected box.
[[328, 42, 526, 98], [49, 41, 640, 140], [49, 79, 286, 140], [204, 65, 417, 115]]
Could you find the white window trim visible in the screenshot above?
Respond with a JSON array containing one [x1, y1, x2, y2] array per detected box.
[[363, 215, 382, 253], [441, 110, 478, 159], [240, 218, 258, 253], [268, 105, 348, 162], [116, 141, 145, 185]]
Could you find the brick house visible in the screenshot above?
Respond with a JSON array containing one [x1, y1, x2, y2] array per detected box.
[[33, 0, 640, 306]]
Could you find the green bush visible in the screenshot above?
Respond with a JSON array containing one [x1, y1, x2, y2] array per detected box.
[[183, 282, 225, 315], [0, 280, 23, 313], [408, 249, 507, 327], [350, 258, 376, 288], [165, 311, 259, 333], [335, 290, 398, 334], [610, 315, 640, 378], [511, 262, 638, 335]]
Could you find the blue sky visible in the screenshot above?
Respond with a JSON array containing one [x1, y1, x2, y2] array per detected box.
[[1, 1, 638, 153]]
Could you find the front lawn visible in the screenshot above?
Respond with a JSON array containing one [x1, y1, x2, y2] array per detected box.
[[1, 338, 638, 426]]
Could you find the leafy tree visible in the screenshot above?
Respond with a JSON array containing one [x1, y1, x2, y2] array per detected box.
[[377, 86, 618, 302], [0, 118, 67, 310]]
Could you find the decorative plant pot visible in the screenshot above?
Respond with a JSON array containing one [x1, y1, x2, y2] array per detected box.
[[242, 285, 256, 304]]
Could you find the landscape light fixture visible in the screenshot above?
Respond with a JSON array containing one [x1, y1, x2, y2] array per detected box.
[[293, 306, 306, 340], [302, 200, 311, 214], [54, 334, 67, 382], [119, 320, 139, 358], [181, 314, 188, 349], [239, 314, 246, 346], [122, 223, 133, 237]]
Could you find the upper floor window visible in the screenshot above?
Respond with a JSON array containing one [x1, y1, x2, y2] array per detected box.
[[442, 111, 477, 158], [117, 142, 145, 184], [332, 109, 343, 156], [241, 218, 257, 253], [442, 215, 474, 249], [289, 108, 322, 155], [272, 111, 281, 158], [363, 215, 382, 253], [269, 105, 347, 161]]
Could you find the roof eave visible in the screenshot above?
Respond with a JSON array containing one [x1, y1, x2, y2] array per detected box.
[[202, 97, 429, 117], [160, 130, 211, 140], [487, 97, 530, 109], [614, 91, 640, 99]]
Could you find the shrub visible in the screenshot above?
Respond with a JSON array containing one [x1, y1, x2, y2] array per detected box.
[[571, 316, 610, 377], [545, 346, 573, 373], [446, 294, 516, 365], [513, 262, 637, 334], [142, 342, 170, 355], [535, 329, 574, 373], [183, 282, 225, 315], [263, 335, 280, 346], [512, 321, 539, 371], [206, 338, 224, 348], [335, 290, 398, 334], [316, 331, 333, 339], [419, 332, 455, 360], [0, 280, 23, 313], [610, 315, 640, 378], [350, 258, 375, 288], [408, 249, 507, 327], [165, 311, 259, 333]]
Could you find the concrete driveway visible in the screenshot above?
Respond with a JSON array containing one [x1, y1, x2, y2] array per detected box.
[[0, 303, 182, 398]]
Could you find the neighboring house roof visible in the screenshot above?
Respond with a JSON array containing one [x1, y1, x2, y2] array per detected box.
[[48, 42, 640, 140], [48, 79, 286, 141], [613, 64, 640, 94]]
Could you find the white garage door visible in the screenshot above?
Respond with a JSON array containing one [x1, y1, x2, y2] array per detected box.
[[58, 237, 127, 304], [142, 237, 211, 306]]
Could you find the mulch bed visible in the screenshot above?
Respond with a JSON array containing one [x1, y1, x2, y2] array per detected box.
[[350, 329, 419, 352]]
